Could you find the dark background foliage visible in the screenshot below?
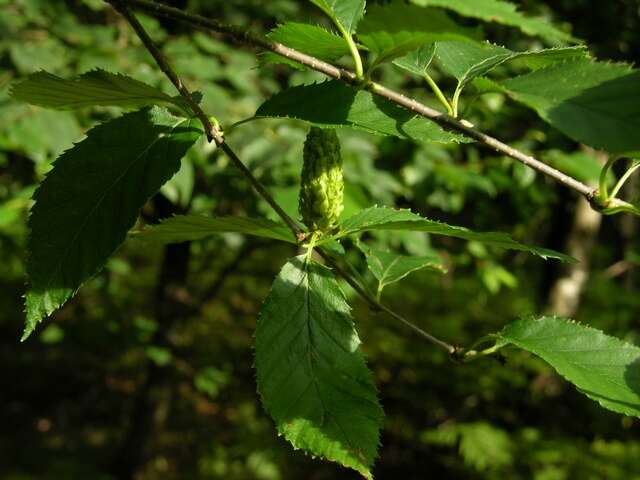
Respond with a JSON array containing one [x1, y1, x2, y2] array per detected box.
[[1, 0, 639, 478]]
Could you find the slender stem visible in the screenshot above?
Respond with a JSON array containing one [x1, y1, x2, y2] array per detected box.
[[336, 24, 364, 79], [423, 73, 454, 116], [125, 0, 597, 202], [108, 0, 454, 351], [219, 143, 305, 240], [598, 157, 618, 200], [451, 87, 462, 118], [108, 0, 304, 242], [106, 0, 220, 143], [316, 248, 457, 354], [610, 160, 640, 199]]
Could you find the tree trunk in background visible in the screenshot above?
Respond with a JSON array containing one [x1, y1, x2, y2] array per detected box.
[[620, 167, 638, 289], [109, 195, 191, 480], [547, 195, 602, 317]]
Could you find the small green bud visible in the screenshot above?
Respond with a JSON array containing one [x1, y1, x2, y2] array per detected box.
[[298, 127, 344, 232]]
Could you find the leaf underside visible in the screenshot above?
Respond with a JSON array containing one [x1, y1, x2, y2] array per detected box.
[[10, 69, 179, 110], [365, 248, 445, 292], [135, 214, 295, 244], [24, 106, 203, 339], [255, 256, 383, 478], [338, 206, 574, 262], [496, 316, 640, 417]]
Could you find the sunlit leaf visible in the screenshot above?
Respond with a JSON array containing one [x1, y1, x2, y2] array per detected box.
[[495, 316, 640, 417], [255, 256, 383, 478], [486, 59, 640, 155], [255, 80, 467, 144]]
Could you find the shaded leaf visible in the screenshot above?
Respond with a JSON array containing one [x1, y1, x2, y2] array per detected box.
[[411, 0, 577, 45], [488, 59, 640, 155], [495, 316, 640, 417], [392, 43, 436, 77], [134, 215, 295, 244], [364, 248, 445, 295], [255, 256, 383, 478], [255, 80, 467, 144], [10, 69, 180, 110], [359, 2, 479, 70], [262, 22, 350, 70], [24, 107, 203, 339], [337, 206, 574, 261]]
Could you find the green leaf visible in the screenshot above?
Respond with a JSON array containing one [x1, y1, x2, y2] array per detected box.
[[255, 256, 383, 478], [24, 107, 203, 340], [10, 69, 180, 111], [392, 43, 436, 77], [411, 0, 577, 45], [255, 80, 467, 144], [262, 22, 350, 70], [337, 206, 574, 262], [309, 0, 366, 34], [358, 2, 479, 70], [134, 215, 295, 244], [364, 248, 445, 296], [494, 316, 640, 417], [485, 59, 640, 155], [435, 41, 587, 100]]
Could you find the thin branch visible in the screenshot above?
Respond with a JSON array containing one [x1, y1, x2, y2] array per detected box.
[[107, 0, 304, 240], [219, 142, 306, 240], [106, 0, 220, 143], [125, 0, 597, 201], [316, 248, 457, 355], [108, 0, 471, 354]]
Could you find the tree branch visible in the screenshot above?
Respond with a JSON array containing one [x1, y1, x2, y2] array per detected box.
[[316, 248, 457, 354], [107, 0, 456, 354], [123, 0, 597, 200], [106, 0, 304, 240]]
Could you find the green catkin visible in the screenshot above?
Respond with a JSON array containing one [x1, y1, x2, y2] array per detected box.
[[298, 127, 344, 232]]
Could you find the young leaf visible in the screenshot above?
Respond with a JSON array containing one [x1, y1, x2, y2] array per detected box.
[[255, 256, 383, 478], [364, 248, 445, 296], [337, 206, 574, 262], [262, 22, 350, 70], [494, 316, 640, 418], [24, 107, 203, 339], [436, 41, 587, 97], [10, 69, 181, 111], [411, 0, 577, 45], [309, 0, 366, 35], [358, 2, 479, 70], [134, 215, 295, 244], [484, 59, 640, 156], [392, 43, 437, 77], [255, 80, 467, 144], [434, 41, 587, 114]]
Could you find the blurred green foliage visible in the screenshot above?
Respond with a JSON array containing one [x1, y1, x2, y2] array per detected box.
[[1, 0, 639, 479]]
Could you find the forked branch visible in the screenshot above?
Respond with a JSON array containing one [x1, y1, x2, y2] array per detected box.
[[106, 0, 457, 354], [123, 0, 597, 200]]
